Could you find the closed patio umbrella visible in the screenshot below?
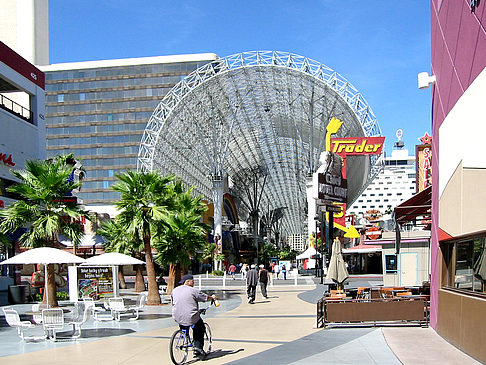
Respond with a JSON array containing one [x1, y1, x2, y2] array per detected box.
[[0, 247, 86, 306], [326, 238, 349, 288]]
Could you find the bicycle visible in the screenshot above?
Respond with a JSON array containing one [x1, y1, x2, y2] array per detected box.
[[169, 303, 214, 364]]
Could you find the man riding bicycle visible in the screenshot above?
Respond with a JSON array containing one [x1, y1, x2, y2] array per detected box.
[[171, 274, 218, 356]]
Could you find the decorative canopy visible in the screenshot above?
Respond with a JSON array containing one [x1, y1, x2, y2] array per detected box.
[[139, 51, 383, 237]]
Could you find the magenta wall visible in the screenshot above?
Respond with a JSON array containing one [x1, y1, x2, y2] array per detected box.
[[430, 0, 486, 327]]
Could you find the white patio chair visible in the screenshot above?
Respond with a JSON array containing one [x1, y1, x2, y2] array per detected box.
[[31, 303, 48, 324], [2, 307, 44, 341], [108, 297, 129, 321], [42, 308, 64, 341], [82, 296, 110, 321], [126, 293, 147, 321], [66, 304, 91, 339]]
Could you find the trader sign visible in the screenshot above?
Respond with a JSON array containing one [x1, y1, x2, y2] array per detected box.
[[318, 172, 347, 203]]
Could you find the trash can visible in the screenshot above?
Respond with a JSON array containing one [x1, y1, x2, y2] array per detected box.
[[8, 284, 27, 304]]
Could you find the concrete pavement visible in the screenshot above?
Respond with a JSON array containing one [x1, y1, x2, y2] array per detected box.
[[0, 278, 481, 364]]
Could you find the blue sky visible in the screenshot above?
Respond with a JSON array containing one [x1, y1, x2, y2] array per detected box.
[[49, 1, 431, 155]]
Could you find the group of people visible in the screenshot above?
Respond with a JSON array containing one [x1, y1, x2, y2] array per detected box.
[[271, 262, 288, 280], [246, 264, 270, 303]]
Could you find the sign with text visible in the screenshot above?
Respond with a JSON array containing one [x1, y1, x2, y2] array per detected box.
[[416, 143, 432, 192], [317, 173, 347, 203], [78, 266, 114, 300], [330, 137, 385, 155]]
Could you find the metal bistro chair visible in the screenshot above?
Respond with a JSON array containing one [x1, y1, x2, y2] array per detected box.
[[2, 307, 43, 341], [126, 293, 147, 320], [42, 308, 64, 341], [83, 296, 110, 321], [108, 297, 130, 321], [356, 287, 371, 301], [66, 303, 91, 339]]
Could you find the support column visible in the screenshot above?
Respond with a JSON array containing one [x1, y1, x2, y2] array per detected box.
[[212, 176, 224, 271]]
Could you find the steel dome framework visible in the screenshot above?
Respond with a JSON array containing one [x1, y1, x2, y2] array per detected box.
[[138, 51, 383, 238]]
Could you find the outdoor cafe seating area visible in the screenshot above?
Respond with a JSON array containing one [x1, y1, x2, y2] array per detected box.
[[317, 284, 431, 328], [2, 293, 148, 342]]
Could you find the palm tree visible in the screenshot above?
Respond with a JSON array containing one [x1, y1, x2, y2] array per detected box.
[[111, 171, 174, 305], [0, 155, 88, 307], [97, 219, 145, 291], [153, 182, 210, 294]]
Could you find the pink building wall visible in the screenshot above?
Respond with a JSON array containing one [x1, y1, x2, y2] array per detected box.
[[429, 0, 486, 327]]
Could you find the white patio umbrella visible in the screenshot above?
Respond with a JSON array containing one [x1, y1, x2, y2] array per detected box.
[[326, 238, 349, 288], [0, 247, 86, 306], [81, 252, 145, 266]]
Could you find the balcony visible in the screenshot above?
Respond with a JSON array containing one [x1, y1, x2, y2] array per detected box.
[[0, 93, 33, 124]]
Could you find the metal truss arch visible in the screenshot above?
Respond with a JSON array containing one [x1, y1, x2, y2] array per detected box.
[[138, 51, 383, 236]]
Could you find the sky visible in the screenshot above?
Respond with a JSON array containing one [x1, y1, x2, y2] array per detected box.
[[49, 1, 432, 155]]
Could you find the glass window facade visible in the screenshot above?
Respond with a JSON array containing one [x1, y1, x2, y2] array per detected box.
[[443, 237, 486, 294], [44, 59, 210, 204]]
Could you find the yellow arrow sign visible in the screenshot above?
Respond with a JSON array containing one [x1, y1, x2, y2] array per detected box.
[[333, 222, 360, 238]]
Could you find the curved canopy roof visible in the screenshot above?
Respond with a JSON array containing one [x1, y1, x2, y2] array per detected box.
[[139, 51, 383, 237]]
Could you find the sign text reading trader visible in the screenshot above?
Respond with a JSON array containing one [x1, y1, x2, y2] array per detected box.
[[318, 172, 347, 203]]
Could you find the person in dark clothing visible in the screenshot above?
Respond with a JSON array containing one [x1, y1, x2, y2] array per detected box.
[[259, 264, 270, 299], [246, 264, 259, 303]]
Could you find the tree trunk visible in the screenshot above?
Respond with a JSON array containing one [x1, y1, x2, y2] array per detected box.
[[144, 230, 161, 305], [118, 265, 127, 289], [134, 264, 145, 292], [166, 263, 183, 295], [45, 263, 58, 307]]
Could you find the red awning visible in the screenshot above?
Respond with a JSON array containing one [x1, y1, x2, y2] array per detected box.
[[394, 186, 431, 224]]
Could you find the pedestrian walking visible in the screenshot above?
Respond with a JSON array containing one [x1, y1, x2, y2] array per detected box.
[[228, 263, 236, 280], [259, 264, 270, 299], [242, 263, 249, 280], [246, 264, 259, 303], [274, 263, 280, 279], [282, 264, 287, 280]]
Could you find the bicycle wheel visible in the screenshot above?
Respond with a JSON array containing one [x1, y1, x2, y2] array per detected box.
[[203, 322, 212, 354], [169, 329, 189, 365]]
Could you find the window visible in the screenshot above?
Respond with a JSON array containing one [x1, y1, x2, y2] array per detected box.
[[57, 94, 64, 102], [443, 238, 485, 294], [385, 255, 398, 273]]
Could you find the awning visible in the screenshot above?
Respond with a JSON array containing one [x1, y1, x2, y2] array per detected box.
[[342, 244, 381, 254], [394, 186, 431, 224]]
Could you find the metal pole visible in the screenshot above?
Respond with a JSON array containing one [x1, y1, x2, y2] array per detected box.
[[320, 215, 325, 284]]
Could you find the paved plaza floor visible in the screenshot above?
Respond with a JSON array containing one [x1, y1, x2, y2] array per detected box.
[[0, 275, 481, 364]]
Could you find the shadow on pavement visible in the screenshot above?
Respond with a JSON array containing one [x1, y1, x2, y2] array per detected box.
[[57, 328, 136, 339], [202, 348, 245, 361]]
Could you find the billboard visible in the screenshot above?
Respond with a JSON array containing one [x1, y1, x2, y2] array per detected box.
[[77, 266, 114, 300]]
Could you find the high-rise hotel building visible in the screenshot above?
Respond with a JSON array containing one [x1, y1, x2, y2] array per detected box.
[[39, 54, 218, 205], [347, 145, 416, 218]]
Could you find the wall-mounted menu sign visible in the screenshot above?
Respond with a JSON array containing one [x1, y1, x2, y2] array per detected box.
[[78, 266, 114, 300]]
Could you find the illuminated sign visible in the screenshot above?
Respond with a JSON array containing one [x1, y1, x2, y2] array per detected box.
[[0, 200, 4, 208], [330, 137, 385, 155], [0, 153, 15, 166]]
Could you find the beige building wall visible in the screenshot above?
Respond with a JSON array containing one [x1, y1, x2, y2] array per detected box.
[[439, 161, 486, 237]]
